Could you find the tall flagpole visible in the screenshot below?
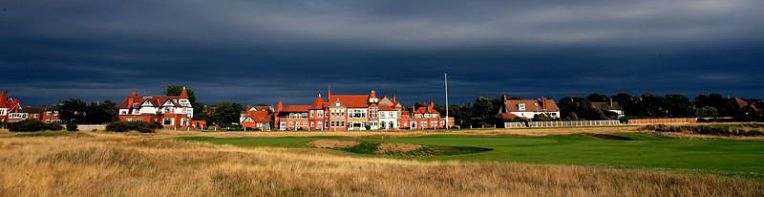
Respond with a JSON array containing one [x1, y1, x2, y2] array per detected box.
[[445, 73, 449, 130]]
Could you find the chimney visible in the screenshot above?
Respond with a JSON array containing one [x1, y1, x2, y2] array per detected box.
[[370, 90, 377, 98], [327, 88, 332, 101], [276, 100, 283, 112], [128, 91, 138, 107], [609, 97, 614, 108], [179, 87, 189, 98], [503, 95, 508, 102]]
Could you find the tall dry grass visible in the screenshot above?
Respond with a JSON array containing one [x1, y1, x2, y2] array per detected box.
[[0, 133, 761, 197]]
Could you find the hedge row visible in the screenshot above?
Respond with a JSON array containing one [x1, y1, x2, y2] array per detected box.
[[640, 124, 764, 136], [8, 120, 64, 132], [106, 121, 162, 133]]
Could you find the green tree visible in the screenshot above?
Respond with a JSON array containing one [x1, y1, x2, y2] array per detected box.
[[641, 94, 667, 117], [695, 94, 736, 116], [212, 102, 243, 127], [59, 99, 88, 124], [586, 93, 609, 102], [558, 97, 607, 120], [697, 106, 719, 117], [166, 85, 204, 119], [85, 100, 117, 124], [614, 93, 642, 117], [469, 97, 502, 127], [664, 94, 694, 117]]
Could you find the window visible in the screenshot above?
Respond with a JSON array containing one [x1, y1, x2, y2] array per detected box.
[[518, 104, 526, 111], [163, 118, 173, 125]]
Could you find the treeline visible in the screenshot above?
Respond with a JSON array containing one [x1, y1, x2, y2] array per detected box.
[[441, 93, 763, 128]]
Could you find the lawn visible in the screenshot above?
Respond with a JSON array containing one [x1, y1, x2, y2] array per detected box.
[[178, 133, 764, 179]]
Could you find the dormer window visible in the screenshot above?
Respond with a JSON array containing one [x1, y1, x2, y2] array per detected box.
[[518, 103, 526, 111]]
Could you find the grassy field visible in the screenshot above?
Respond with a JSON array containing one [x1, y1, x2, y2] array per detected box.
[[179, 133, 764, 179], [2, 128, 763, 196]]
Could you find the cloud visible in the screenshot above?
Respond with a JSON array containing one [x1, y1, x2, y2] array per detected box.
[[1, 0, 763, 105]]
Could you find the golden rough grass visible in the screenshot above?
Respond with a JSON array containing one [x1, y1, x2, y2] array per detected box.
[[307, 140, 361, 149], [376, 143, 422, 153], [0, 133, 762, 197]]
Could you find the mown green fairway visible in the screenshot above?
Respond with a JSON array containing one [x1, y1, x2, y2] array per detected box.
[[178, 133, 764, 179]]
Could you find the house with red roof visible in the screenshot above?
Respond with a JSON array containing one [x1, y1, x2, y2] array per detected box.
[[0, 91, 23, 123], [410, 101, 454, 129], [273, 89, 454, 131], [240, 105, 272, 130], [499, 95, 560, 120], [19, 105, 61, 123], [274, 101, 311, 130], [117, 87, 205, 129]]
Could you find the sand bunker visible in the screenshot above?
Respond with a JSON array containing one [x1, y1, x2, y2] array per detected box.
[[376, 143, 423, 153], [307, 140, 361, 149]]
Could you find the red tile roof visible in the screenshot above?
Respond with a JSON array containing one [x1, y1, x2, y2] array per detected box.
[[245, 110, 271, 123], [118, 93, 185, 109], [281, 105, 311, 112], [0, 91, 21, 111], [502, 97, 560, 112], [330, 95, 369, 108], [311, 94, 325, 109]]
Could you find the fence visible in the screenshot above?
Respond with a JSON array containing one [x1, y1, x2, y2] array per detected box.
[[504, 120, 625, 128], [77, 124, 107, 131], [528, 120, 624, 128], [504, 122, 526, 128], [628, 118, 697, 125]]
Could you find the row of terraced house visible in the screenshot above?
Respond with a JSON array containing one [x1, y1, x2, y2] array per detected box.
[[241, 90, 456, 131], [2, 87, 568, 131]]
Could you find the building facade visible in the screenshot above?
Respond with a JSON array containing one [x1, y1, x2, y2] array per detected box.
[[19, 106, 61, 123], [0, 91, 22, 123], [274, 89, 451, 131], [117, 87, 204, 129], [240, 105, 272, 130], [499, 95, 561, 120]]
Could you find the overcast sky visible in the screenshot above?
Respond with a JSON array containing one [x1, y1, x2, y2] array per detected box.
[[1, 0, 763, 105]]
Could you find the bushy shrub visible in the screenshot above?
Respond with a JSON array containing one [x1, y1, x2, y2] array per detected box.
[[639, 124, 763, 136], [8, 120, 46, 132], [7, 120, 65, 132], [66, 122, 78, 131], [106, 121, 160, 133], [45, 123, 64, 131]]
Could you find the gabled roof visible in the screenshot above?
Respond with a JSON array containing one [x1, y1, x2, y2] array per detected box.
[[118, 91, 186, 109], [0, 91, 22, 111], [281, 105, 311, 112], [330, 95, 369, 108], [21, 106, 44, 113], [244, 110, 271, 123], [591, 101, 622, 111], [502, 96, 560, 112], [311, 94, 325, 109], [413, 101, 439, 114]]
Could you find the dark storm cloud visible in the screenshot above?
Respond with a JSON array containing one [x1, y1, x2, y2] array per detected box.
[[1, 0, 763, 105]]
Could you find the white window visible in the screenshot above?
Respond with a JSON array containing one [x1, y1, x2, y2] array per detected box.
[[518, 104, 526, 111], [0, 109, 6, 115]]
